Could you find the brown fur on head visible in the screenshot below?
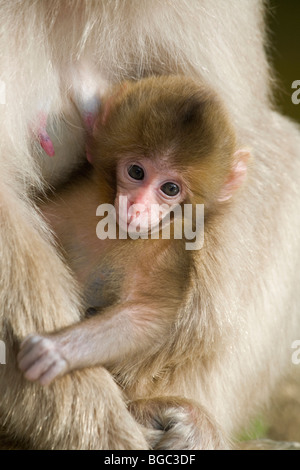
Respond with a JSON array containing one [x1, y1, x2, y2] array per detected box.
[[91, 75, 237, 210]]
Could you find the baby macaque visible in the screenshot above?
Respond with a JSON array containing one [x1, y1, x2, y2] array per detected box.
[[18, 75, 250, 386]]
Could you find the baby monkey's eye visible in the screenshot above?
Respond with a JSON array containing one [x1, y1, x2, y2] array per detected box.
[[161, 182, 180, 197], [128, 165, 144, 180]]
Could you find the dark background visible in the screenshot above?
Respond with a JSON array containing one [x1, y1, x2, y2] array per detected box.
[[268, 0, 300, 123]]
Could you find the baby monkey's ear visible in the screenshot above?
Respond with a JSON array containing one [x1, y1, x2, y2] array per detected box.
[[99, 82, 129, 127], [86, 83, 129, 164], [218, 149, 251, 202]]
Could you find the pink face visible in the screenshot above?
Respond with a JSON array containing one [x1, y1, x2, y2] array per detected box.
[[114, 158, 185, 233]]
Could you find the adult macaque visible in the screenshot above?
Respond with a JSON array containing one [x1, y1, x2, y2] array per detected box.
[[1, 0, 300, 450], [18, 76, 250, 395]]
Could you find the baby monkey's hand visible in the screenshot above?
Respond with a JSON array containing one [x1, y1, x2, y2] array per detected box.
[[18, 334, 68, 386]]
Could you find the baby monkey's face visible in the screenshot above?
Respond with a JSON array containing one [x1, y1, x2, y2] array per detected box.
[[114, 157, 186, 234]]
